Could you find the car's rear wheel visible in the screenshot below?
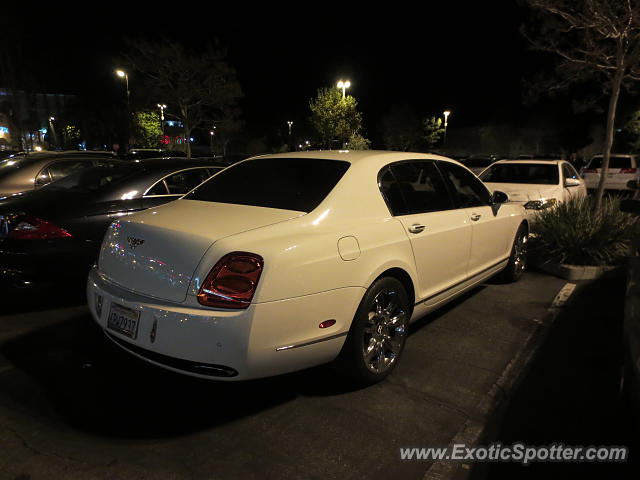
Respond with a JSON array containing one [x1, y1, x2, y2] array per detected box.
[[335, 277, 410, 385], [498, 223, 528, 282]]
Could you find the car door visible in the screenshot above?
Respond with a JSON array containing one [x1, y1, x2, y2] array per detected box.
[[437, 160, 513, 278], [380, 161, 472, 301]]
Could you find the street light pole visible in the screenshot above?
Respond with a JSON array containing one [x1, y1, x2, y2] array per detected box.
[[116, 69, 131, 153], [337, 80, 351, 99], [209, 125, 216, 155], [48, 116, 58, 150], [443, 110, 451, 147], [157, 104, 167, 147], [287, 121, 293, 151]]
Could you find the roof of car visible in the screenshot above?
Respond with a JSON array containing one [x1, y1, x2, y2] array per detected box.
[[492, 159, 563, 165], [249, 150, 456, 165]]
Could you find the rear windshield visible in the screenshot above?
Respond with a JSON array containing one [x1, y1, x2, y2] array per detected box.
[[186, 157, 350, 212], [479, 163, 559, 185], [588, 156, 632, 169]]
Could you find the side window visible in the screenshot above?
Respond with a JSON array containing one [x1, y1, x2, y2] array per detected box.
[[379, 167, 409, 216], [164, 168, 213, 195], [562, 163, 579, 180], [438, 161, 492, 208], [146, 180, 169, 196], [34, 169, 52, 187], [378, 161, 454, 216], [36, 161, 90, 187]]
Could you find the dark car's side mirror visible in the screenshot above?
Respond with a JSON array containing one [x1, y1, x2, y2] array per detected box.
[[492, 190, 509, 204]]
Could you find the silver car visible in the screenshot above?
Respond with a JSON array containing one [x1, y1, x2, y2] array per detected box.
[[0, 152, 115, 197]]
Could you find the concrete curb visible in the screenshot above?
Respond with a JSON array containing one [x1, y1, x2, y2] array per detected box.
[[422, 282, 577, 480]]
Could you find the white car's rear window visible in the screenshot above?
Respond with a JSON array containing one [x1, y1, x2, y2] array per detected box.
[[588, 156, 632, 169], [186, 157, 350, 213]]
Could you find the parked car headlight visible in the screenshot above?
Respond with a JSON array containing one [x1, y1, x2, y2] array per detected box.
[[524, 198, 557, 210]]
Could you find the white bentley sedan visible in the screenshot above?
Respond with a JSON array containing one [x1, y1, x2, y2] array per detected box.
[[87, 151, 528, 384]]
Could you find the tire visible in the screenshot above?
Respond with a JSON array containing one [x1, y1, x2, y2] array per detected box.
[[498, 223, 528, 283], [335, 277, 410, 385]]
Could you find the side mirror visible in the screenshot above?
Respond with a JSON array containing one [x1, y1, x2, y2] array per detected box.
[[492, 190, 509, 204], [564, 178, 581, 188], [627, 179, 640, 190]]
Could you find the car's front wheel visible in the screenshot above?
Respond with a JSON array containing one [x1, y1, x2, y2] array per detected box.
[[335, 277, 410, 385]]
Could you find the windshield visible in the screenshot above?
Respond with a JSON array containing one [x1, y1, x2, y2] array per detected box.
[[588, 156, 632, 169], [480, 163, 559, 185], [186, 157, 351, 212]]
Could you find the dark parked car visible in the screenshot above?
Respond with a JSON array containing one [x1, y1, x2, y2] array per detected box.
[[0, 152, 117, 197], [0, 158, 224, 290]]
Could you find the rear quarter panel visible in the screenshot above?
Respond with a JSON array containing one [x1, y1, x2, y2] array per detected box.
[[187, 213, 418, 305]]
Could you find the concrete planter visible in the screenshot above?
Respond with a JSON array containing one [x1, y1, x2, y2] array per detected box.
[[536, 261, 623, 282]]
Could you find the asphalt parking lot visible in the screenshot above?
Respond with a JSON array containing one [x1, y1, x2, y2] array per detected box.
[[0, 272, 565, 480]]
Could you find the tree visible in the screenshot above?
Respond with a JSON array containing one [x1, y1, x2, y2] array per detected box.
[[132, 110, 162, 148], [381, 104, 423, 151], [524, 0, 640, 211], [346, 132, 371, 150], [124, 39, 243, 158], [213, 107, 244, 156], [62, 125, 80, 149], [309, 87, 363, 148], [423, 116, 445, 149]]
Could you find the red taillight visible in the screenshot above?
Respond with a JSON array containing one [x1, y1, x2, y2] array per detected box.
[[197, 252, 264, 309], [621, 168, 637, 174], [7, 216, 72, 240]]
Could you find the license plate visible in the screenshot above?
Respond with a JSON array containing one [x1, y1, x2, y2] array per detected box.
[[107, 303, 141, 339]]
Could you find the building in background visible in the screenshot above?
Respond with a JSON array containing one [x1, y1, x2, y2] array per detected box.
[[0, 88, 76, 150]]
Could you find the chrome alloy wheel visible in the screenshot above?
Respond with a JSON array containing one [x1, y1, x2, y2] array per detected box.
[[514, 232, 528, 274], [362, 289, 407, 374]]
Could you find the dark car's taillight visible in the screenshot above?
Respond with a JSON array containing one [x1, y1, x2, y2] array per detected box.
[[197, 252, 264, 309], [7, 215, 72, 240]]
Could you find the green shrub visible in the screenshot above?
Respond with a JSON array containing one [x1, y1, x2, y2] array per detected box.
[[530, 195, 639, 266]]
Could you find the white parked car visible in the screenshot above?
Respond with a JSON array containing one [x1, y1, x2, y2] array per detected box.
[[582, 154, 639, 192], [479, 160, 587, 219], [87, 151, 528, 384]]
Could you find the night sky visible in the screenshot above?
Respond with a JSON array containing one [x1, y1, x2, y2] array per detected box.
[[4, 2, 540, 145]]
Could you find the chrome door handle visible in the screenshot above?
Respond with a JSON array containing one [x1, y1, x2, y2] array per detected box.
[[408, 223, 426, 234], [470, 213, 481, 221]]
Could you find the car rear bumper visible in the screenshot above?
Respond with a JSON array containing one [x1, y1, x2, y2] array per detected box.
[[87, 268, 364, 380]]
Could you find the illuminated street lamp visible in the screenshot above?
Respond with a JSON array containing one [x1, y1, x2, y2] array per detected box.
[[116, 70, 130, 105], [116, 69, 131, 152], [337, 80, 351, 99], [48, 116, 59, 150], [443, 110, 451, 146]]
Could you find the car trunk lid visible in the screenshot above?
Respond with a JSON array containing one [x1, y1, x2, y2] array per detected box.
[[98, 199, 303, 302]]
